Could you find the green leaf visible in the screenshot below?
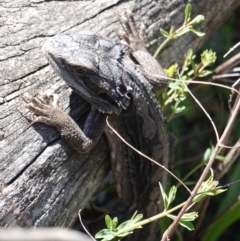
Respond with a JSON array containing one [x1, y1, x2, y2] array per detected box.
[[193, 191, 209, 203], [178, 95, 187, 101], [130, 210, 138, 220], [105, 215, 118, 230], [189, 15, 205, 25], [182, 48, 194, 72], [116, 220, 142, 237], [168, 186, 177, 205], [181, 212, 198, 221], [198, 70, 215, 77], [174, 28, 190, 38], [129, 211, 143, 224], [160, 28, 169, 38], [95, 229, 114, 240], [117, 219, 142, 231], [114, 212, 143, 238], [207, 188, 227, 196], [169, 82, 182, 90], [159, 182, 168, 210], [117, 231, 133, 238], [112, 217, 118, 230], [184, 4, 192, 24], [105, 215, 112, 230], [215, 155, 230, 162], [189, 27, 205, 37], [117, 220, 132, 230], [203, 147, 212, 163], [193, 174, 227, 203], [178, 220, 194, 231], [133, 214, 143, 223], [187, 48, 193, 56], [167, 213, 197, 231], [175, 105, 186, 113]]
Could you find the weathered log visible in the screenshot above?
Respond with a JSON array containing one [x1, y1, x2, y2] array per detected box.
[[0, 0, 239, 232]]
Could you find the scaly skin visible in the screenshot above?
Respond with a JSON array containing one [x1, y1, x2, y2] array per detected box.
[[23, 12, 172, 241]]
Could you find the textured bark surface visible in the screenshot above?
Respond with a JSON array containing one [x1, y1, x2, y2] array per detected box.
[[0, 0, 239, 232]]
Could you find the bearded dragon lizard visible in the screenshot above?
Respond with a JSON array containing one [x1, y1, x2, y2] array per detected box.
[[23, 11, 172, 240]]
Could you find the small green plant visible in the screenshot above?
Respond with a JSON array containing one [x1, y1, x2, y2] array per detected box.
[[95, 173, 226, 240], [94, 3, 234, 241], [159, 183, 198, 231], [95, 212, 143, 240], [154, 3, 217, 120], [154, 3, 205, 58], [162, 48, 217, 120]]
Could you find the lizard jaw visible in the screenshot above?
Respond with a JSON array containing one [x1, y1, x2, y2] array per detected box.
[[44, 51, 130, 114]]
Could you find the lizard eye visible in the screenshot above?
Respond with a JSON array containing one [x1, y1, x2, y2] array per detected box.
[[76, 66, 95, 74], [66, 65, 95, 76]]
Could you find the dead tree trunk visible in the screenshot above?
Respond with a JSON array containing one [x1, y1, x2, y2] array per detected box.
[[0, 0, 239, 230]]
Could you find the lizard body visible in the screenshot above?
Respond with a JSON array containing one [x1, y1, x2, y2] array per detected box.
[[24, 12, 172, 240]]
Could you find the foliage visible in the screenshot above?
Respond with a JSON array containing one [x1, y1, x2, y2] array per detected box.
[[94, 3, 240, 241], [95, 172, 226, 241], [95, 212, 143, 240], [154, 4, 205, 58], [160, 48, 216, 120]]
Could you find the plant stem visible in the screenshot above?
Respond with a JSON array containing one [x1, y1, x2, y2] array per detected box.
[[102, 201, 187, 241], [154, 23, 190, 58], [154, 35, 173, 58], [161, 92, 240, 241]]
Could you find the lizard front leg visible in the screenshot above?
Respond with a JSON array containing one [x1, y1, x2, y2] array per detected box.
[[22, 92, 106, 153], [118, 11, 168, 88]]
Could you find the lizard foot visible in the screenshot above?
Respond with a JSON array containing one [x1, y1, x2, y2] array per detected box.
[[22, 91, 67, 129], [118, 10, 168, 89], [22, 91, 94, 153], [118, 10, 146, 52]]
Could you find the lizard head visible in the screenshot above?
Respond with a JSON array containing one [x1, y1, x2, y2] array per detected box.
[[42, 31, 131, 114]]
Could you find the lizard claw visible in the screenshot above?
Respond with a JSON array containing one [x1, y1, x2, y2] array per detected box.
[[118, 10, 146, 52], [32, 90, 60, 107], [118, 10, 168, 89], [21, 92, 64, 128], [22, 91, 94, 153]]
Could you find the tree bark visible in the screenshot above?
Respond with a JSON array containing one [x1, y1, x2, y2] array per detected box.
[[0, 0, 239, 231]]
